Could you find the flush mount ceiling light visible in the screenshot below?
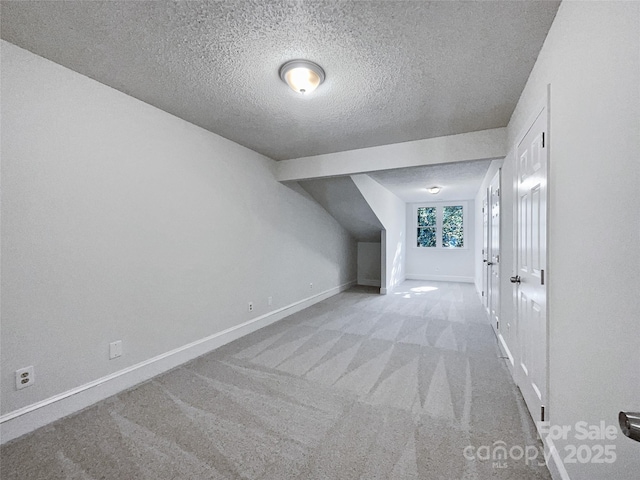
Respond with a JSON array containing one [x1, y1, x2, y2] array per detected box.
[[279, 59, 325, 94], [427, 186, 441, 194]]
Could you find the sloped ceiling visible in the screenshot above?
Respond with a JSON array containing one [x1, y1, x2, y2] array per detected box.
[[299, 177, 383, 242], [299, 160, 492, 240], [0, 0, 560, 160]]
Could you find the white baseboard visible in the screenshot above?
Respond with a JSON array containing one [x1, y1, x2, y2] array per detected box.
[[497, 333, 515, 369], [405, 274, 474, 283], [543, 437, 571, 480], [380, 275, 407, 295], [0, 280, 356, 444], [357, 278, 381, 287]]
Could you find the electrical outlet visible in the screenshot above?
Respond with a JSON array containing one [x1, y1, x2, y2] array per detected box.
[[309, 283, 313, 290], [15, 366, 35, 390], [109, 340, 123, 360], [248, 302, 254, 312], [268, 296, 272, 306]]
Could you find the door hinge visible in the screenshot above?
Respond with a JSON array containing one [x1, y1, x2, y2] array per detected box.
[[496, 254, 500, 263], [497, 188, 500, 197], [542, 132, 545, 148], [541, 269, 545, 285], [541, 405, 545, 422], [496, 321, 499, 330], [482, 291, 485, 297]]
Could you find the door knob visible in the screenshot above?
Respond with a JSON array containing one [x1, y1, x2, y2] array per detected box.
[[510, 275, 521, 284], [487, 262, 494, 266], [619, 412, 640, 443]]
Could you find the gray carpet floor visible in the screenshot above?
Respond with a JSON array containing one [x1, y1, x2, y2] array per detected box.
[[1, 281, 551, 479]]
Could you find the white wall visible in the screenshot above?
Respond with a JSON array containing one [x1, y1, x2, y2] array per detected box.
[[350, 174, 406, 293], [1, 42, 356, 432], [502, 2, 640, 479], [277, 128, 507, 181], [406, 201, 476, 283], [357, 242, 382, 287]]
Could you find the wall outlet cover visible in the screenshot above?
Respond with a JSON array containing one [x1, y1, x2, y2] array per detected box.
[[109, 340, 123, 359], [15, 366, 35, 390]]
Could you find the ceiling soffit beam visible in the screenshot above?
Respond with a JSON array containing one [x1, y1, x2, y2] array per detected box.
[[276, 127, 507, 182]]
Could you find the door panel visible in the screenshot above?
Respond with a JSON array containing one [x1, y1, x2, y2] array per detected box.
[[489, 171, 500, 332], [482, 194, 489, 312], [519, 192, 529, 273], [532, 186, 541, 272], [516, 106, 548, 423]]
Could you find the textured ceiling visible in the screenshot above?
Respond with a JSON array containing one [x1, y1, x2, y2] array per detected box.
[[0, 0, 560, 160], [369, 159, 492, 203]]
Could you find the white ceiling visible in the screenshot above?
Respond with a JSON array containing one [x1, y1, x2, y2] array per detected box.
[[298, 161, 490, 242], [299, 177, 383, 242], [369, 159, 493, 203], [0, 0, 560, 161]]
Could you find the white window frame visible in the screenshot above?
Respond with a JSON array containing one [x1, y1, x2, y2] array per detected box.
[[414, 201, 468, 249]]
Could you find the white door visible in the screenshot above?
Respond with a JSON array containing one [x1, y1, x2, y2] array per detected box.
[[489, 171, 500, 333], [514, 106, 548, 423], [482, 193, 489, 312]]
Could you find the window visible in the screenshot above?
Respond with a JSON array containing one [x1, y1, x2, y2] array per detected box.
[[415, 204, 465, 248], [442, 205, 464, 248], [417, 206, 436, 247]]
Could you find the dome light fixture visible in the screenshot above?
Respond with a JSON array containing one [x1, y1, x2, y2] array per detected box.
[[279, 59, 325, 94], [427, 186, 441, 194]]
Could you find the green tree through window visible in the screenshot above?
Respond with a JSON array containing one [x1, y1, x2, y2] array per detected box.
[[416, 205, 465, 248], [442, 206, 464, 248], [417, 206, 436, 247]]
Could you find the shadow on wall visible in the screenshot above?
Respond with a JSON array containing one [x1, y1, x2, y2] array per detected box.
[[279, 181, 358, 285], [389, 230, 404, 290]]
